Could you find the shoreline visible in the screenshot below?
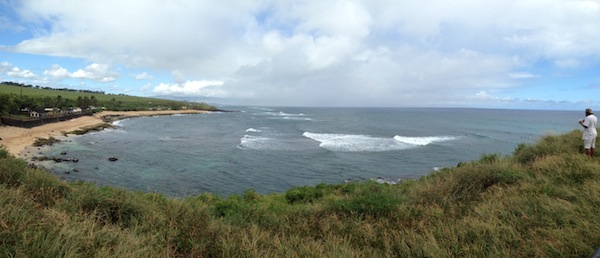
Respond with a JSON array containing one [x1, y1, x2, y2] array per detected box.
[[0, 110, 208, 157]]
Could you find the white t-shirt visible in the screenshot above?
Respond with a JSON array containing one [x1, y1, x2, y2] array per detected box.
[[583, 114, 598, 140]]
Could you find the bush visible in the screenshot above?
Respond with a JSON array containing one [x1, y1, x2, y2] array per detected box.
[[0, 148, 10, 159], [285, 186, 324, 204], [326, 182, 402, 217]]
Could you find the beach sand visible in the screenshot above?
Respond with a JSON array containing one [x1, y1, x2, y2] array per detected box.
[[0, 110, 208, 157]]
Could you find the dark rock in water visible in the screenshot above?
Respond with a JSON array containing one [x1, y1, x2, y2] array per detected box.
[[54, 157, 63, 163], [60, 152, 67, 155], [64, 170, 70, 174], [108, 157, 119, 161], [73, 169, 79, 172], [72, 158, 79, 162]]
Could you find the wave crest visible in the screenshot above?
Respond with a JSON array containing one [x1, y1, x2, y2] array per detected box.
[[393, 136, 457, 146], [303, 132, 458, 152]]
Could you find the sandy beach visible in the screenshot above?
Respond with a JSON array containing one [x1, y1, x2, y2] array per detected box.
[[0, 110, 208, 157]]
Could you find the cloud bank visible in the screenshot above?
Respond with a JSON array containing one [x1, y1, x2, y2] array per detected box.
[[2, 0, 600, 107]]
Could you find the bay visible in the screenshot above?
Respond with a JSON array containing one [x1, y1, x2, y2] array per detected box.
[[36, 107, 581, 196]]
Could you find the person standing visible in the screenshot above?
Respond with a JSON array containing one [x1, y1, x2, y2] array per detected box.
[[579, 108, 598, 157]]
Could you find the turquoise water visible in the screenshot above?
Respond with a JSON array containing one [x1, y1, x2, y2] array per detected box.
[[36, 107, 580, 196]]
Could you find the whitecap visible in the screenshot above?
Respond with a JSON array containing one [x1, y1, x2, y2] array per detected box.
[[302, 132, 411, 152], [393, 135, 457, 146], [239, 135, 275, 150], [245, 128, 262, 133]]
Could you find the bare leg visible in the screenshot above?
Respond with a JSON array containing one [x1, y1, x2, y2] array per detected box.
[[591, 148, 595, 157]]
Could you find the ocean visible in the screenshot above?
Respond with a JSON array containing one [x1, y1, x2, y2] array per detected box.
[[35, 107, 581, 197]]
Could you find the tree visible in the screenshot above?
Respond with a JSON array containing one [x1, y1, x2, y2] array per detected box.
[[90, 95, 98, 106], [55, 95, 63, 108], [0, 94, 12, 114]]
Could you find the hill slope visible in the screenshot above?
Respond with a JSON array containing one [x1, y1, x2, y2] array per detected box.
[[0, 83, 217, 112], [0, 130, 599, 257]]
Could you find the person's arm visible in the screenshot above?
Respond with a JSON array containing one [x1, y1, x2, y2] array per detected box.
[[580, 118, 590, 128]]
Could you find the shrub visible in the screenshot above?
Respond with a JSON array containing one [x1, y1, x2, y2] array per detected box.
[[479, 153, 501, 164], [0, 148, 10, 159], [326, 182, 402, 217], [212, 196, 243, 217], [285, 186, 324, 204]]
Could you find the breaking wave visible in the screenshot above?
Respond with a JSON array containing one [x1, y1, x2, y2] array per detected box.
[[393, 136, 457, 146], [303, 132, 458, 152]]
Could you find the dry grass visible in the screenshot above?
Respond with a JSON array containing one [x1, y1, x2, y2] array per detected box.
[[1, 130, 600, 257]]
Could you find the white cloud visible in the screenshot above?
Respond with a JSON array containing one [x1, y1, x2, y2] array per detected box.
[[134, 72, 153, 80], [0, 61, 13, 72], [152, 80, 226, 97], [508, 72, 539, 79], [140, 83, 152, 92], [3, 0, 600, 107], [7, 67, 36, 79], [554, 59, 581, 69], [1, 61, 38, 79], [44, 64, 70, 79], [70, 63, 117, 82], [43, 63, 117, 82], [171, 70, 185, 84]]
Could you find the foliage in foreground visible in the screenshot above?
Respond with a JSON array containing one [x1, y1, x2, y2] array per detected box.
[[1, 130, 600, 257]]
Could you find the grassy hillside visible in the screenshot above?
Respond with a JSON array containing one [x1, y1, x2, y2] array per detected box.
[[1, 130, 599, 257], [0, 83, 217, 112]]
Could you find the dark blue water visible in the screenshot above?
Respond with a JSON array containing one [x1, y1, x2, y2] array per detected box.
[[37, 107, 580, 196]]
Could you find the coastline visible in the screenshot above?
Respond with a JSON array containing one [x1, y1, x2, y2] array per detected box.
[[0, 110, 208, 157]]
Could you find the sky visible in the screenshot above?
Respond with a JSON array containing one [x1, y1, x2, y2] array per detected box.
[[1, 0, 599, 110]]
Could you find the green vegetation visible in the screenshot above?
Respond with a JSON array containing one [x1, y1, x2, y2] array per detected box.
[[0, 82, 217, 113], [68, 123, 115, 135], [32, 136, 61, 147], [1, 130, 600, 257]]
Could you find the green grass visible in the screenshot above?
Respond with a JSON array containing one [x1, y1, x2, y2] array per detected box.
[[0, 83, 217, 111], [1, 130, 600, 257]]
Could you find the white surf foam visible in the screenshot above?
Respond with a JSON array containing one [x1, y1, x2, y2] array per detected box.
[[393, 135, 457, 146], [239, 135, 291, 150], [159, 136, 173, 141], [245, 128, 262, 133], [302, 132, 412, 152], [303, 132, 459, 152]]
